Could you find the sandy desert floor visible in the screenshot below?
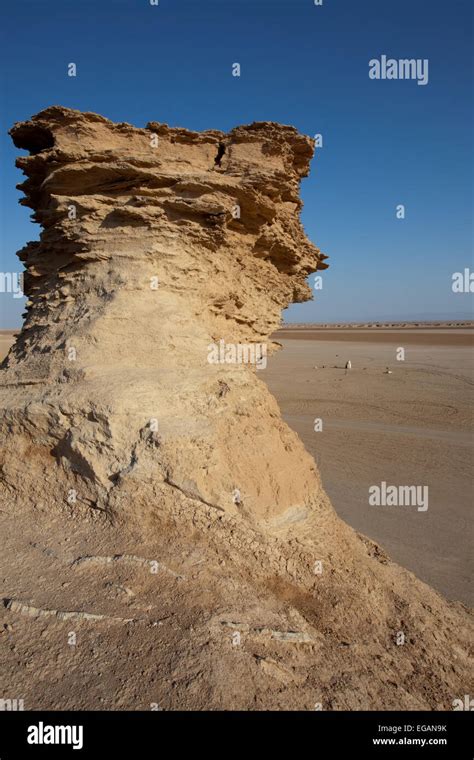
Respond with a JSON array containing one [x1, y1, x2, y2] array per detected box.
[[1, 327, 472, 605], [0, 331, 16, 362], [0, 326, 472, 709], [265, 327, 473, 605]]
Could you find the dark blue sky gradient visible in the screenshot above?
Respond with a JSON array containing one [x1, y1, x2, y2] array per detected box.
[[1, 0, 472, 326]]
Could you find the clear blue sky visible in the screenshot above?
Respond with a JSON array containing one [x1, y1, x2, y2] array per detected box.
[[1, 0, 472, 327]]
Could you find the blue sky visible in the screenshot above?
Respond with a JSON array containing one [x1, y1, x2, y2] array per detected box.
[[1, 0, 472, 326]]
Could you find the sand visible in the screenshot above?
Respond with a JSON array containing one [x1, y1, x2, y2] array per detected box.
[[2, 326, 471, 605], [265, 328, 473, 605], [0, 331, 17, 361], [276, 328, 474, 346], [0, 326, 472, 709]]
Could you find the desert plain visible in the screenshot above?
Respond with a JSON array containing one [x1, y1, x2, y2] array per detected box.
[[2, 323, 472, 607], [267, 324, 473, 605], [0, 323, 472, 710]]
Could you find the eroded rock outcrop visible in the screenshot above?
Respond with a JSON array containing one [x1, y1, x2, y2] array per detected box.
[[2, 106, 328, 524], [0, 108, 471, 710]]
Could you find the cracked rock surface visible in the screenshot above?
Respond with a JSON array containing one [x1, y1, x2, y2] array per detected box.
[[2, 106, 329, 522]]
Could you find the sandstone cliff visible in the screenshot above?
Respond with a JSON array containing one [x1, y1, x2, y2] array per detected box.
[[3, 106, 328, 524], [0, 107, 471, 710]]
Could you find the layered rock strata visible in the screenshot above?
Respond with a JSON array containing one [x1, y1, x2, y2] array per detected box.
[[2, 106, 328, 524]]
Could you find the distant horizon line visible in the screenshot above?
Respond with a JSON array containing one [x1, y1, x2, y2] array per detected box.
[[281, 318, 474, 327], [2, 317, 474, 334]]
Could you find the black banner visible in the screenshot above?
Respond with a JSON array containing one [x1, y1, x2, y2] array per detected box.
[[0, 710, 471, 757]]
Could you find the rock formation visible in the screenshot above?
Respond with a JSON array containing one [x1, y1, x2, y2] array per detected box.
[[2, 106, 328, 524], [0, 107, 471, 710]]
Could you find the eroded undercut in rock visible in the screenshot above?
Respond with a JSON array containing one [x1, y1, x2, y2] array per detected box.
[[1, 106, 329, 524]]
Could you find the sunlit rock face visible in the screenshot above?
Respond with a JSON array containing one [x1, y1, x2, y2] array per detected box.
[[1, 107, 328, 522]]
